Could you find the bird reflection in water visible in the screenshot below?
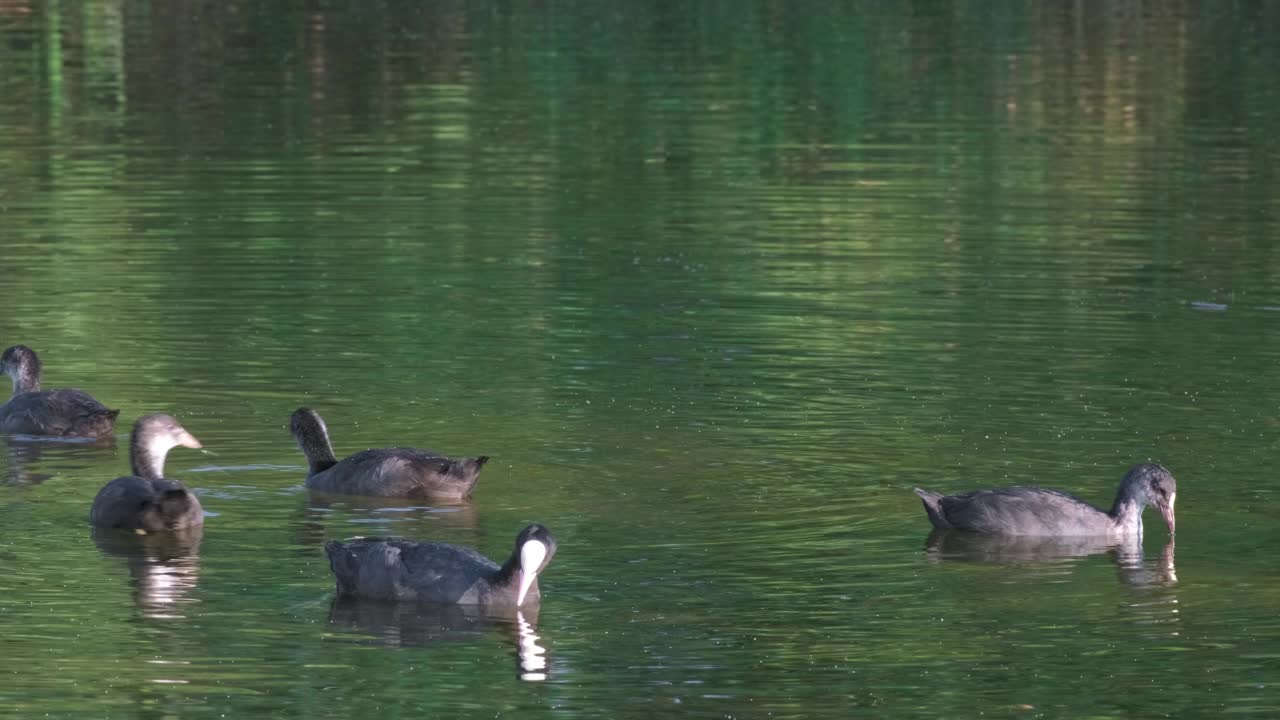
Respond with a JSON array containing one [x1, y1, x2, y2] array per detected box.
[[924, 529, 1177, 589], [924, 530, 1182, 638], [91, 526, 203, 619], [296, 493, 479, 550], [516, 610, 548, 681], [3, 434, 114, 485], [328, 597, 551, 681], [1115, 537, 1177, 588], [1114, 539, 1180, 637]]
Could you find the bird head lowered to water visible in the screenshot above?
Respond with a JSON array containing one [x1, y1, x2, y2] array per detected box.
[[1115, 463, 1176, 535], [513, 524, 558, 606]]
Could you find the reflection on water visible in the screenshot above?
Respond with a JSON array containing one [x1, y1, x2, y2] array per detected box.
[[1116, 539, 1178, 589], [925, 529, 1178, 590], [328, 597, 550, 681], [0, 1, 1278, 717], [2, 436, 115, 485], [3, 441, 55, 485], [516, 611, 548, 682], [305, 491, 480, 520], [297, 493, 480, 549], [91, 527, 203, 620]]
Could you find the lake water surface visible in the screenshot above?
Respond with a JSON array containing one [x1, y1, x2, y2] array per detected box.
[[2, 2, 1280, 718]]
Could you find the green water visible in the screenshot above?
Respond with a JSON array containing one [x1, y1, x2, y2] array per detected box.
[[2, 2, 1280, 717]]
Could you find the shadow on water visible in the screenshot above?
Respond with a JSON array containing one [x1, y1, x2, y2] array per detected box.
[[924, 529, 1178, 589], [2, 435, 116, 485], [91, 526, 203, 619], [327, 597, 550, 681]]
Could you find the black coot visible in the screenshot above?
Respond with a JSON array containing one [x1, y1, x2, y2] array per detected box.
[[325, 524, 557, 606]]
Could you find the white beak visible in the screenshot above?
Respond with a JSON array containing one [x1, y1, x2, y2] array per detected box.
[[516, 540, 547, 606]]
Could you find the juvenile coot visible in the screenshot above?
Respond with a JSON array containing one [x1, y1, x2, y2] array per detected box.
[[914, 463, 1176, 537], [291, 407, 487, 500], [325, 524, 557, 606], [0, 345, 119, 438], [90, 413, 204, 531]]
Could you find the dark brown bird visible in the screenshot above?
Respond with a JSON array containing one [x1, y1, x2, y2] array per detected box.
[[0, 345, 119, 438], [291, 407, 487, 500]]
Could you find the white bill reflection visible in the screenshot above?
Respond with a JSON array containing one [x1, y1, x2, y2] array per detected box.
[[328, 598, 552, 680], [517, 610, 548, 682], [924, 529, 1177, 589]]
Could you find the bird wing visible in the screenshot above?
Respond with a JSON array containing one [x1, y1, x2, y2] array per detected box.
[[939, 487, 1107, 535]]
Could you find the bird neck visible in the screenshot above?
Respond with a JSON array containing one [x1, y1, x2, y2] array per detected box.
[[494, 553, 520, 586], [298, 427, 337, 475], [1109, 485, 1147, 534], [131, 437, 169, 479], [8, 366, 39, 396]]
